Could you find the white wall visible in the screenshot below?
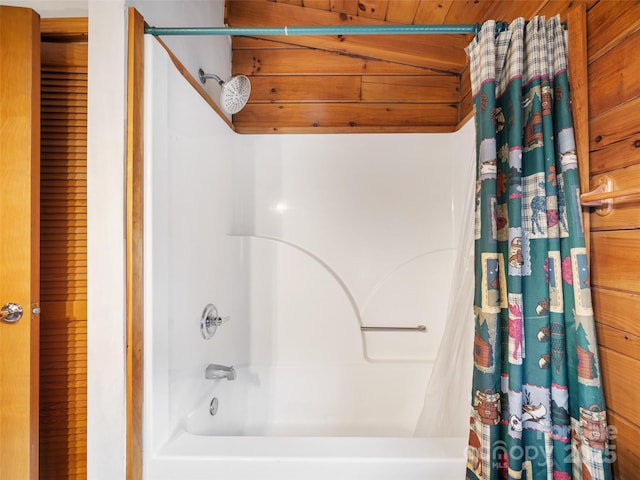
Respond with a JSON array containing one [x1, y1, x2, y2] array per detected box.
[[241, 131, 474, 366], [87, 2, 127, 479], [132, 0, 232, 120], [144, 34, 250, 448], [233, 129, 474, 436], [86, 2, 232, 478]]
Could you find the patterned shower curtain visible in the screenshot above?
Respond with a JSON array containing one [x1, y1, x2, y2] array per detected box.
[[465, 17, 613, 480]]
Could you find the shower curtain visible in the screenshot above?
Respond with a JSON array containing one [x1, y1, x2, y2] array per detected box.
[[465, 17, 612, 480]]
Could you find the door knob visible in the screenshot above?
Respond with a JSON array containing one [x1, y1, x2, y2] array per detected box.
[[1, 303, 23, 323]]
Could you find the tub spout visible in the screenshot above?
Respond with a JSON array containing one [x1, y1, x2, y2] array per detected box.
[[205, 364, 236, 381]]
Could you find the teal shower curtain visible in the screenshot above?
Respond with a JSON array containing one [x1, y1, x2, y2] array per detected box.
[[465, 17, 612, 480]]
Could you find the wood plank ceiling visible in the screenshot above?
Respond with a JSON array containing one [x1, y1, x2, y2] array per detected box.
[[225, 0, 595, 134]]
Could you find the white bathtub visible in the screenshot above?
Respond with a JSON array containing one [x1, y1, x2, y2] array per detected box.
[[145, 364, 466, 480], [183, 364, 439, 437], [147, 433, 466, 480], [150, 371, 466, 480]]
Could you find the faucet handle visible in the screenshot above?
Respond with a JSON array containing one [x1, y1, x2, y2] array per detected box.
[[200, 303, 231, 339], [210, 315, 230, 327]]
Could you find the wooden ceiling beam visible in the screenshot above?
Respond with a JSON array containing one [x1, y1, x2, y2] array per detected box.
[[226, 0, 469, 73]]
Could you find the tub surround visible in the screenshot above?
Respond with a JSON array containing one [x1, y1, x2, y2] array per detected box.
[[144, 28, 474, 479]]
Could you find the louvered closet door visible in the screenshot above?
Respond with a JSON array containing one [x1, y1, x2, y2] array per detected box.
[[40, 39, 88, 480]]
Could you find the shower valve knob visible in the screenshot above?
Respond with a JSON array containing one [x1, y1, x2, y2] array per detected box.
[[208, 315, 230, 327], [200, 303, 230, 339]]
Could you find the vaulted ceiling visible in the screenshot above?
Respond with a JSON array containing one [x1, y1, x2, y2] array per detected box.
[[225, 0, 595, 134]]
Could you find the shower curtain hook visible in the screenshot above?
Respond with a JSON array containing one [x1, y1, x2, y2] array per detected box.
[[495, 21, 509, 38], [474, 22, 480, 41]]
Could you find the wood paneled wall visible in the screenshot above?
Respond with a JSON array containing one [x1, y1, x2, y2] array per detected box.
[[585, 2, 640, 478], [231, 36, 461, 133], [226, 0, 604, 133], [39, 19, 88, 480]]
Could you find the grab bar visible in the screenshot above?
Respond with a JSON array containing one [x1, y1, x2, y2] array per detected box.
[[361, 325, 427, 332]]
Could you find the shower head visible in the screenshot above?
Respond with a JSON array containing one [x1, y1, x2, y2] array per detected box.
[[198, 68, 251, 114]]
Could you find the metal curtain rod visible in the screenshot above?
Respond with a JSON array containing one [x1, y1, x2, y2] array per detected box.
[[144, 24, 482, 37], [143, 20, 566, 37]]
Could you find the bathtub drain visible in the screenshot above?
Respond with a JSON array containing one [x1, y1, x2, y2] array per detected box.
[[209, 397, 219, 416]]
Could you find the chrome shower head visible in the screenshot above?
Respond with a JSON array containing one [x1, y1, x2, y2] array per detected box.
[[198, 68, 251, 114]]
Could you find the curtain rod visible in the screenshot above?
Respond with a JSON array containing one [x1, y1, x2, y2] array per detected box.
[[144, 21, 570, 38], [144, 24, 485, 37]]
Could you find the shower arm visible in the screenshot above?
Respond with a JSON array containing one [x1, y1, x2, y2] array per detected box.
[[198, 69, 224, 86]]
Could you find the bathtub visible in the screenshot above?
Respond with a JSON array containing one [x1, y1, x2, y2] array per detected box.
[[147, 433, 465, 480], [144, 364, 467, 480]]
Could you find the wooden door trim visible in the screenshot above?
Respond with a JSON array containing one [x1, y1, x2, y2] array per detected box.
[[126, 7, 145, 480]]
